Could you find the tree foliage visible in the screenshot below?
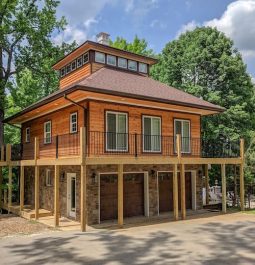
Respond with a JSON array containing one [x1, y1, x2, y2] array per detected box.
[[0, 0, 75, 144]]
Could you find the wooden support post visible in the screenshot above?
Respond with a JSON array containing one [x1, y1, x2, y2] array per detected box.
[[176, 134, 181, 161], [205, 164, 209, 205], [221, 164, 227, 213], [34, 137, 39, 160], [1, 146, 4, 161], [0, 166, 2, 209], [6, 144, 11, 162], [20, 166, 24, 212], [118, 164, 124, 227], [240, 139, 245, 211], [8, 166, 12, 211], [80, 127, 87, 232], [180, 164, 186, 220], [173, 164, 179, 221], [34, 166, 39, 220], [54, 165, 60, 227]]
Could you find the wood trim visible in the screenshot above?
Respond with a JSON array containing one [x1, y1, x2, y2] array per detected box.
[[54, 165, 60, 227], [118, 164, 124, 227]]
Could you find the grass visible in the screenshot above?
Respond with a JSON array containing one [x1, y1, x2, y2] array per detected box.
[[242, 209, 255, 214]]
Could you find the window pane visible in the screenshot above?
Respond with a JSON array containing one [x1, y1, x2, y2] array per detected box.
[[128, 60, 137, 71], [107, 113, 116, 150], [151, 118, 160, 151], [83, 53, 89, 64], [107, 55, 116, 66], [143, 117, 151, 151], [95, 52, 105, 63], [182, 121, 190, 152], [139, 63, 147, 73], [118, 58, 127, 68], [117, 114, 127, 150], [175, 120, 182, 135]]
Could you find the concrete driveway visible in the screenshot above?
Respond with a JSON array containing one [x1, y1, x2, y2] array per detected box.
[[1, 212, 255, 265]]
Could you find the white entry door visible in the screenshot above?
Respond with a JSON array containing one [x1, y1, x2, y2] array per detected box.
[[67, 173, 76, 218]]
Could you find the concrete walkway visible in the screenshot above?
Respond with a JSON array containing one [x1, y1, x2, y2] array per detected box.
[[1, 212, 255, 265]]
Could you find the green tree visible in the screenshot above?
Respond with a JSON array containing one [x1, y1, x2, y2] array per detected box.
[[151, 27, 255, 141], [110, 35, 155, 57], [0, 0, 74, 145]]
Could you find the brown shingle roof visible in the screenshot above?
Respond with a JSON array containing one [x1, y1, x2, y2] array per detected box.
[[77, 67, 225, 112]]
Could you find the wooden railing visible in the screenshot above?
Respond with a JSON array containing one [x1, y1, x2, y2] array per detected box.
[[0, 129, 242, 161]]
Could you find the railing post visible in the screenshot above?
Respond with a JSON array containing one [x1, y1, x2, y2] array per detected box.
[[56, 135, 59, 159], [240, 138, 245, 211], [6, 144, 11, 162], [135, 133, 138, 157]]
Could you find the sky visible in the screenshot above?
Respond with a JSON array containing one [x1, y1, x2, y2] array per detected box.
[[54, 0, 255, 81]]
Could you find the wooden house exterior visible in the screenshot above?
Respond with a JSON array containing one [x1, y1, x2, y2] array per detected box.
[[1, 33, 245, 231]]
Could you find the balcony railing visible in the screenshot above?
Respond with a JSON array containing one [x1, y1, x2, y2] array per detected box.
[[6, 131, 241, 161]]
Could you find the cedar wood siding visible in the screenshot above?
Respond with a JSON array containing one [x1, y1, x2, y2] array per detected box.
[[21, 100, 201, 158]]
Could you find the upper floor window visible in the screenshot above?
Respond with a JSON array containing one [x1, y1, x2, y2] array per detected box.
[[128, 60, 137, 71], [107, 55, 117, 66], [95, 52, 105, 64], [44, 121, 52, 144], [139, 63, 148, 74], [25, 127, 30, 143], [83, 52, 89, 64], [60, 68, 65, 77], [66, 63, 71, 74], [118, 57, 127, 69], [71, 60, 76, 71], [174, 119, 190, 153], [77, 56, 83, 68], [70, 112, 78, 133], [106, 111, 128, 151], [143, 116, 161, 152]]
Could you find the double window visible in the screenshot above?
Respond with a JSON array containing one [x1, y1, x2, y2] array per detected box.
[[143, 116, 161, 152], [44, 121, 52, 144], [70, 112, 78, 133], [174, 119, 190, 153], [106, 111, 128, 151]]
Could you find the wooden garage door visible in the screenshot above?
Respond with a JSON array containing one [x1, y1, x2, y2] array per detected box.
[[158, 172, 192, 213], [100, 174, 118, 221], [124, 173, 144, 217]]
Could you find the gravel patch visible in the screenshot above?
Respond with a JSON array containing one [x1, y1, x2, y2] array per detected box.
[[0, 214, 53, 238]]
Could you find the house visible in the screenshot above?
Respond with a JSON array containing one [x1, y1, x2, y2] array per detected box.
[[2, 33, 245, 231]]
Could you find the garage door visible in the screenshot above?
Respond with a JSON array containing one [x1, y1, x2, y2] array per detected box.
[[158, 172, 192, 213], [100, 174, 118, 221], [124, 173, 144, 217]]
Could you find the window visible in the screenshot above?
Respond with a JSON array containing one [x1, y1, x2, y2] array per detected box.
[[25, 127, 30, 143], [143, 116, 161, 152], [95, 52, 105, 63], [46, 169, 53, 186], [174, 119, 190, 153], [71, 60, 76, 71], [66, 64, 71, 74], [107, 55, 116, 66], [128, 60, 137, 71], [70, 112, 78, 133], [60, 68, 65, 77], [106, 111, 128, 151], [118, 57, 127, 68], [83, 52, 89, 64], [139, 63, 148, 73], [44, 121, 52, 144], [77, 56, 83, 68]]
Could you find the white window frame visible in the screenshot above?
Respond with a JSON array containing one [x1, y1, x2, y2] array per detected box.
[[174, 119, 191, 153], [118, 57, 127, 69], [106, 111, 128, 152], [46, 169, 53, 187], [107, 55, 117, 66], [128, 60, 137, 71], [66, 63, 71, 74], [25, 127, 30, 143], [70, 112, 78, 134], [142, 115, 161, 152], [95, 52, 105, 64], [139, 63, 148, 74], [77, 56, 83, 68], [71, 60, 76, 71], [60, 67, 65, 77], [83, 52, 89, 64], [44, 121, 52, 144]]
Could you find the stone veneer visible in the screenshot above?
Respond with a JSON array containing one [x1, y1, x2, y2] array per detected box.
[[24, 164, 203, 225]]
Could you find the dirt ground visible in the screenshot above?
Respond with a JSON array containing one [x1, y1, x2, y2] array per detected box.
[[0, 214, 53, 238]]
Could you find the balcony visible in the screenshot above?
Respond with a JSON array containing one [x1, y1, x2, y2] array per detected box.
[[7, 131, 241, 162]]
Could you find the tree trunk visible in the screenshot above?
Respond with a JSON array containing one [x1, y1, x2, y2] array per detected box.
[[0, 47, 5, 146]]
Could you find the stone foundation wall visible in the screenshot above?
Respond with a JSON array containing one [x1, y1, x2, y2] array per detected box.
[[24, 164, 203, 225]]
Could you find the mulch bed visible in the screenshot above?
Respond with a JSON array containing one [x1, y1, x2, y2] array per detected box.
[[0, 214, 52, 238]]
